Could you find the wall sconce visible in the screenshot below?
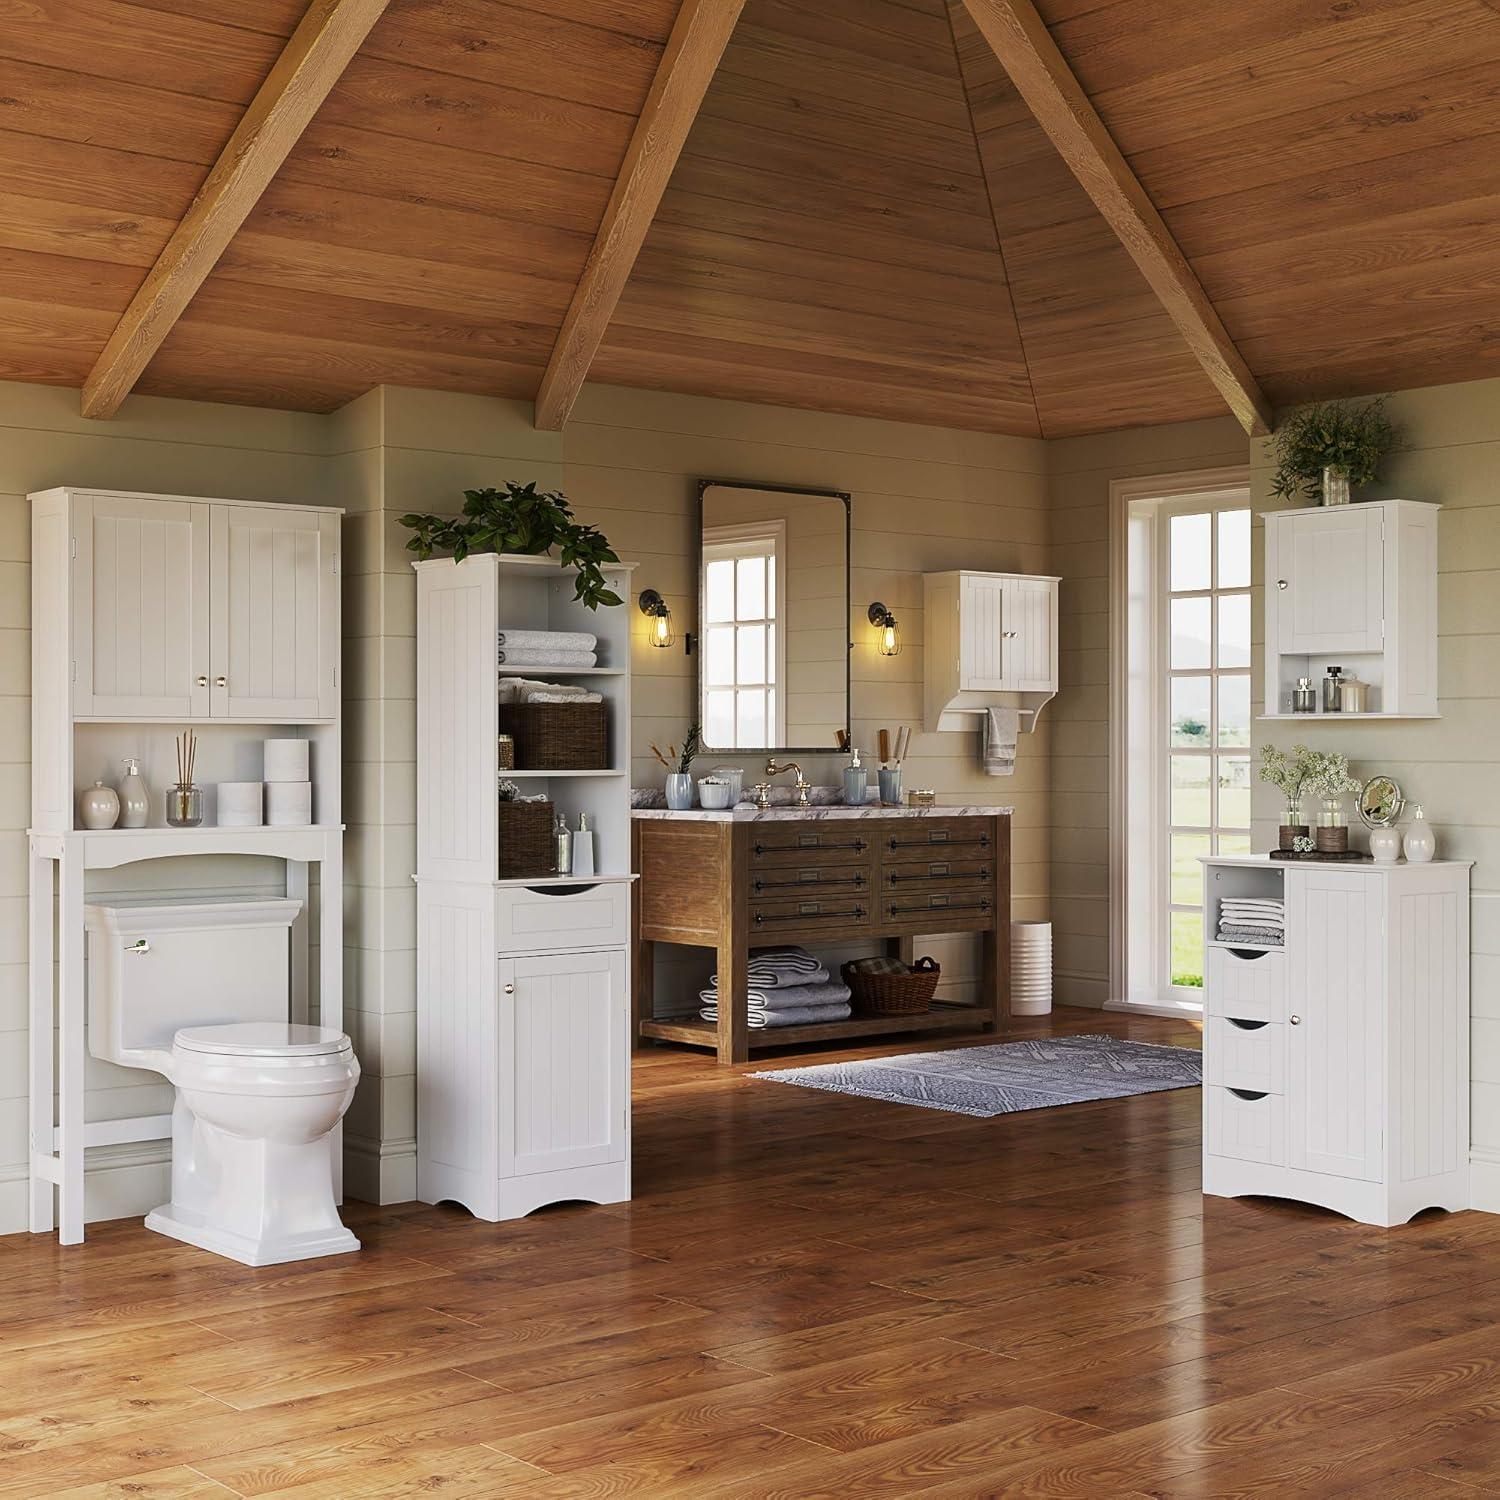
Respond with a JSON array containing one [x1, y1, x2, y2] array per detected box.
[[638, 588, 677, 649], [868, 601, 901, 657]]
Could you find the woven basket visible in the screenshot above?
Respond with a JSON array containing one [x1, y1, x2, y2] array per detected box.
[[497, 701, 607, 770], [842, 957, 941, 1017], [497, 798, 555, 878]]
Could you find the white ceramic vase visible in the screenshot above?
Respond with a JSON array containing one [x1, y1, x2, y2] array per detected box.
[[1368, 826, 1402, 863], [1403, 805, 1436, 863], [79, 781, 120, 830], [664, 773, 695, 811]]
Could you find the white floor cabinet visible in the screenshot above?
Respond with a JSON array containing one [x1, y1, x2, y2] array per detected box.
[[414, 554, 635, 1222], [1201, 855, 1471, 1227]]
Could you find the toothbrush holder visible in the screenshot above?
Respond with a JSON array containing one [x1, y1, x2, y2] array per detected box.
[[878, 768, 902, 806]]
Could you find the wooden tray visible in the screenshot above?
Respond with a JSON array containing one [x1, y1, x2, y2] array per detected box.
[[1270, 849, 1372, 862]]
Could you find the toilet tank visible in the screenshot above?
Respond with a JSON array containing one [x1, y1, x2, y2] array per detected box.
[[84, 898, 302, 1062]]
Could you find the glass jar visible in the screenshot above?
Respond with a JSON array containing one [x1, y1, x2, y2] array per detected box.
[[166, 783, 203, 828], [1291, 678, 1317, 713], [1322, 666, 1344, 713], [1322, 466, 1351, 505]]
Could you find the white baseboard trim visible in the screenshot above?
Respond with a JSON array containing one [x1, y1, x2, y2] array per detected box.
[[1469, 1148, 1500, 1215], [1103, 996, 1206, 1021], [0, 1144, 172, 1239], [344, 1132, 416, 1207]]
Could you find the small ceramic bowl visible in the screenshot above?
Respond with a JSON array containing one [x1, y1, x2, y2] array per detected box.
[[697, 777, 734, 810]]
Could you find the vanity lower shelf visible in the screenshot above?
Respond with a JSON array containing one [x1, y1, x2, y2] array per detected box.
[[639, 1003, 992, 1051]]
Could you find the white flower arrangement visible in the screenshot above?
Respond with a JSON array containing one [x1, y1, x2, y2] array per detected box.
[[1302, 749, 1360, 801], [1258, 743, 1312, 802]]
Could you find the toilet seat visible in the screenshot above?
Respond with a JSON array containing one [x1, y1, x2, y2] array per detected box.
[[175, 1022, 351, 1059]]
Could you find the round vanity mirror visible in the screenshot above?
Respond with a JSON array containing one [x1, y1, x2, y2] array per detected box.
[[1359, 774, 1405, 829]]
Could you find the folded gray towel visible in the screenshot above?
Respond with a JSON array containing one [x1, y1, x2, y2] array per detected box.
[[700, 1001, 853, 1029], [711, 965, 831, 991], [497, 648, 596, 667], [983, 706, 1018, 776], [1218, 926, 1283, 946], [699, 980, 852, 1012], [498, 628, 597, 652]]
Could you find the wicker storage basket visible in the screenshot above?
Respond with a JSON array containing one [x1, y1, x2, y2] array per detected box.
[[497, 798, 555, 879], [496, 702, 608, 771], [842, 957, 941, 1017]]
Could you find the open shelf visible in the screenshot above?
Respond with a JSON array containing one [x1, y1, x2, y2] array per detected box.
[[498, 666, 624, 677], [1207, 939, 1283, 954], [1258, 713, 1440, 722], [492, 872, 636, 889], [502, 769, 626, 779], [640, 1003, 992, 1050]]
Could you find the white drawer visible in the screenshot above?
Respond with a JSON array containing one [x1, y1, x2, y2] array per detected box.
[[1206, 945, 1286, 1023], [497, 881, 630, 954], [1205, 1085, 1286, 1166], [1206, 1015, 1285, 1095]]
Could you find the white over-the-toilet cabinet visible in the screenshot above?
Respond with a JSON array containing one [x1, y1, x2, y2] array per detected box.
[[1263, 498, 1438, 718], [1202, 855, 1471, 1227], [64, 488, 340, 722]]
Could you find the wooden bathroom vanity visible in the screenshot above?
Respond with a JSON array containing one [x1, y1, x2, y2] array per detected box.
[[632, 806, 1011, 1063]]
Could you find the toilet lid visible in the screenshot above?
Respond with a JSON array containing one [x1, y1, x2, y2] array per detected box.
[[174, 1022, 351, 1058]]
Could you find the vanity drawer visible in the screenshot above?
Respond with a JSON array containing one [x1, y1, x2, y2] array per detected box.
[[880, 890, 995, 932], [750, 866, 870, 899], [882, 819, 996, 863], [749, 894, 872, 936], [883, 855, 993, 895], [748, 827, 874, 868], [1206, 945, 1287, 1023], [497, 881, 630, 954], [1205, 1085, 1286, 1166], [1206, 1016, 1285, 1095]]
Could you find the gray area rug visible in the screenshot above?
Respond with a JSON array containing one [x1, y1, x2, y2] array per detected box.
[[751, 1034, 1202, 1118]]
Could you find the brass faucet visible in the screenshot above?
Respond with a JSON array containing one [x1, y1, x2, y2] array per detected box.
[[764, 758, 811, 808]]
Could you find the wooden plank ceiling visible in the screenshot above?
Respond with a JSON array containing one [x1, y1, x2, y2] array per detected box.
[[1, 0, 1499, 435]]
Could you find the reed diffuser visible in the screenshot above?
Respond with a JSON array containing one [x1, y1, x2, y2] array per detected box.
[[167, 729, 203, 827]]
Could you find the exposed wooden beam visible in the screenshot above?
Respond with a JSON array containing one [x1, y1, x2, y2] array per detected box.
[[533, 0, 746, 431], [81, 0, 392, 419], [959, 0, 1274, 437]]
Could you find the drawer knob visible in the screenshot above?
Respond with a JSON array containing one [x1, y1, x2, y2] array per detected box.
[[1277, 579, 1288, 590], [1290, 1014, 1301, 1025], [503, 983, 515, 995]]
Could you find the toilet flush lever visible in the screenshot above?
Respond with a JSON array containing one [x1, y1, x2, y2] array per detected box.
[[125, 939, 150, 955]]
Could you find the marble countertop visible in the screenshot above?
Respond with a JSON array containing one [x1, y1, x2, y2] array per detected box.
[[631, 804, 1013, 822]]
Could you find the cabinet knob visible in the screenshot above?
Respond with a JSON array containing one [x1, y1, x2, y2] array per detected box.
[[1277, 579, 1288, 591], [214, 675, 227, 688], [1290, 1014, 1301, 1025], [196, 675, 208, 687], [1002, 630, 1017, 638], [503, 983, 515, 995]]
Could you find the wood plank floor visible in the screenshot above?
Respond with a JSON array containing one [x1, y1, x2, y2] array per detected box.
[[6, 1005, 1500, 1497]]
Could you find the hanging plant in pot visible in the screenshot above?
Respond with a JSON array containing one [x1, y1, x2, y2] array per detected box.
[[1269, 397, 1398, 507], [1259, 743, 1313, 851], [399, 482, 623, 609]]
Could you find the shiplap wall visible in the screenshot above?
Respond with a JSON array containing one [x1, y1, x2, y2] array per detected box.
[[1246, 379, 1500, 1210], [1045, 415, 1249, 1007]]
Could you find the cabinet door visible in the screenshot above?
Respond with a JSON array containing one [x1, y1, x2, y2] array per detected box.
[[210, 505, 339, 720], [958, 574, 1006, 689], [498, 949, 628, 1179], [1273, 509, 1383, 656], [1285, 870, 1384, 1181], [1000, 577, 1057, 692], [73, 493, 210, 718]]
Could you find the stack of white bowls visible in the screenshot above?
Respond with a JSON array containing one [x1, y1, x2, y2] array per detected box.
[[1011, 920, 1053, 1016], [264, 738, 313, 826]]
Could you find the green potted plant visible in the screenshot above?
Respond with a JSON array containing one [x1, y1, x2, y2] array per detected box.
[[1303, 749, 1360, 854], [399, 481, 623, 609], [1269, 397, 1398, 507], [1259, 743, 1313, 850]]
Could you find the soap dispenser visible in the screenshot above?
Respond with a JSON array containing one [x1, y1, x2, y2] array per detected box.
[[1403, 804, 1436, 864], [843, 747, 869, 806], [572, 811, 596, 877], [553, 812, 573, 875], [118, 757, 149, 829]]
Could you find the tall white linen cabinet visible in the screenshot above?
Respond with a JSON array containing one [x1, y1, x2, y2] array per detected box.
[[1202, 855, 1471, 1227], [414, 554, 634, 1221]]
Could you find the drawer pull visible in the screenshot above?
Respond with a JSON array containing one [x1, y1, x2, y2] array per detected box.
[[1290, 1014, 1301, 1026], [754, 873, 865, 893], [889, 833, 990, 851], [754, 905, 866, 925], [754, 838, 867, 855], [887, 867, 989, 885], [888, 898, 991, 917], [1226, 946, 1273, 961], [1227, 1017, 1268, 1031], [1228, 1088, 1268, 1101]]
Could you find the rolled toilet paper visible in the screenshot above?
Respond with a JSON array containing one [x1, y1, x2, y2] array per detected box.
[[217, 781, 263, 828], [265, 780, 313, 827], [263, 738, 310, 783]]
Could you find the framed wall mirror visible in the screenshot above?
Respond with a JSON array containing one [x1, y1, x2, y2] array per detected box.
[[697, 480, 851, 754]]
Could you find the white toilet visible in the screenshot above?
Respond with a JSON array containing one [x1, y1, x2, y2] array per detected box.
[[84, 897, 360, 1267]]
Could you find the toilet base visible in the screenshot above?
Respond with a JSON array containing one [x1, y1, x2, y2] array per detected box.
[[146, 1201, 360, 1267]]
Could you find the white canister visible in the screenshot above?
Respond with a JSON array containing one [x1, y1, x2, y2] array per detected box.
[[263, 738, 310, 783], [1368, 826, 1402, 863], [1403, 805, 1436, 864], [78, 781, 120, 831], [217, 781, 264, 828], [265, 781, 313, 827]]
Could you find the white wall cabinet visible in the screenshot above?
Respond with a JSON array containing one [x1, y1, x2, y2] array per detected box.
[[64, 489, 338, 722], [414, 553, 636, 1222], [1202, 855, 1470, 1227], [1263, 499, 1438, 718], [924, 569, 1059, 731]]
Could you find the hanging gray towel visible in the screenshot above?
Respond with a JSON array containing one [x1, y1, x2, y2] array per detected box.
[[983, 707, 1019, 776]]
